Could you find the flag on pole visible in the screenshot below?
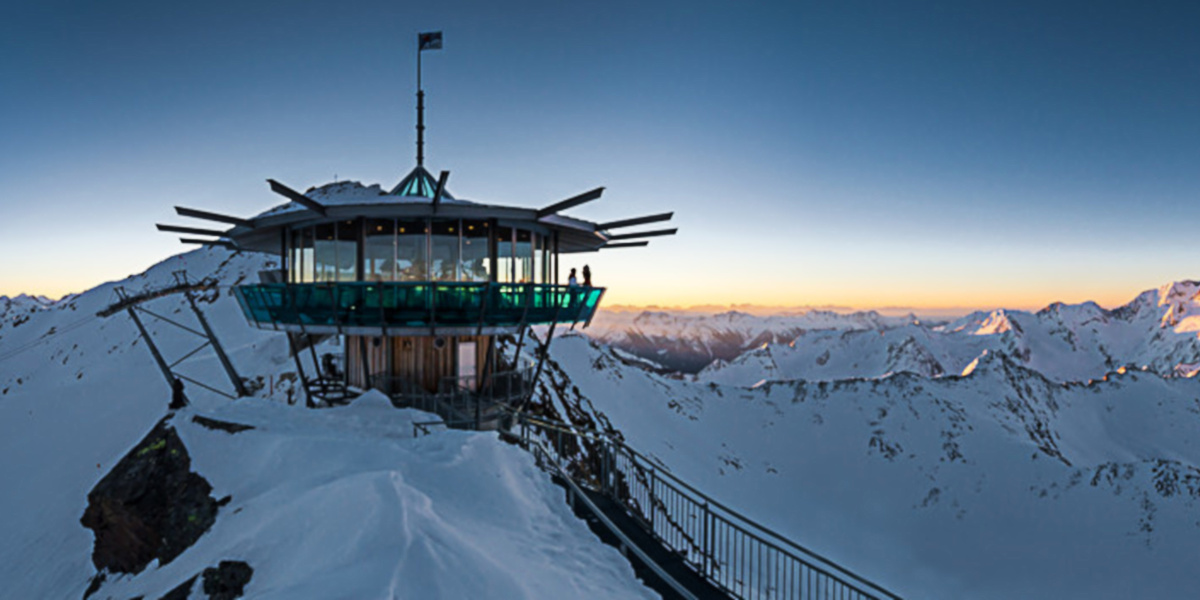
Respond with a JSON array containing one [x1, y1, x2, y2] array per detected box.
[[418, 31, 443, 51]]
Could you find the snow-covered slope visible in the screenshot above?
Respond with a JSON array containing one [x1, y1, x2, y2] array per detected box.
[[543, 334, 1200, 600], [689, 282, 1200, 385], [0, 249, 652, 599], [86, 396, 654, 599]]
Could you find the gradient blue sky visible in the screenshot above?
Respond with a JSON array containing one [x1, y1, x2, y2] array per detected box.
[[2, 1, 1198, 312]]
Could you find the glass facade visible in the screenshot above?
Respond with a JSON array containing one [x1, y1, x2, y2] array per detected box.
[[334, 220, 358, 282], [290, 228, 314, 283], [515, 229, 533, 284], [364, 218, 396, 281], [495, 226, 514, 283], [430, 220, 459, 281], [313, 223, 337, 282], [461, 220, 489, 282], [285, 218, 555, 285], [396, 220, 428, 281]]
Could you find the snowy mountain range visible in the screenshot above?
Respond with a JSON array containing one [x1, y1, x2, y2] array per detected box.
[[590, 282, 1200, 384], [586, 309, 920, 373], [3, 248, 1200, 598]]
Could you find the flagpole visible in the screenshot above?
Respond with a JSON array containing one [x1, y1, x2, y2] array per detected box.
[[416, 43, 425, 168]]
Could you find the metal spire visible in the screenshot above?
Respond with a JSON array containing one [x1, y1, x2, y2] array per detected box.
[[416, 31, 443, 168]]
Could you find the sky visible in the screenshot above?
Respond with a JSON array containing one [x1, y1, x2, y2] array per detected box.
[[1, 0, 1198, 314]]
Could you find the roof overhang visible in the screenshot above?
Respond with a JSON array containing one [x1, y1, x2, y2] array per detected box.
[[224, 201, 611, 254]]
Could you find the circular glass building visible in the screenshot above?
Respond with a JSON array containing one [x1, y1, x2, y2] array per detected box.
[[162, 164, 674, 426]]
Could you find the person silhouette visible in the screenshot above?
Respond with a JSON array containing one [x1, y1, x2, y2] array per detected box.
[[582, 265, 592, 287], [568, 268, 578, 287]]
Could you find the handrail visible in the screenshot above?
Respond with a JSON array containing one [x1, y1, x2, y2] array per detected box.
[[521, 435, 701, 600], [511, 413, 902, 600], [232, 281, 606, 330]]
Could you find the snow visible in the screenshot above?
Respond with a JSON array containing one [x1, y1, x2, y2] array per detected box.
[[253, 180, 479, 219], [0, 249, 654, 599], [94, 395, 654, 599]]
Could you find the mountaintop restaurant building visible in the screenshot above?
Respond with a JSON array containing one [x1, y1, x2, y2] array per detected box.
[[159, 165, 675, 425], [156, 33, 675, 426]]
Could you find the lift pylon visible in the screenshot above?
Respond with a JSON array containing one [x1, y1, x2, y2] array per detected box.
[[103, 273, 248, 401]]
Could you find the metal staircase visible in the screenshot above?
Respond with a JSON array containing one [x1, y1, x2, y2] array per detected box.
[[505, 414, 903, 600]]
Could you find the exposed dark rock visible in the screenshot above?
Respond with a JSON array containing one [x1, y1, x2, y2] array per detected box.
[[158, 576, 197, 600], [202, 561, 253, 600], [82, 572, 105, 599], [80, 417, 223, 574], [191, 415, 254, 434]]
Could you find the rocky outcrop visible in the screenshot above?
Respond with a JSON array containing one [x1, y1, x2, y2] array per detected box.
[[201, 560, 254, 600], [80, 417, 226, 574]]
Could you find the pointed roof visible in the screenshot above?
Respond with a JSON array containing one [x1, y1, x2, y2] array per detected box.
[[389, 166, 454, 200]]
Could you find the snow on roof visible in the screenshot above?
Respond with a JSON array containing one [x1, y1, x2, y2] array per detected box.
[[253, 180, 479, 220]]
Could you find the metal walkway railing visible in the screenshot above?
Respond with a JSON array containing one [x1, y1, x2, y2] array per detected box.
[[509, 414, 902, 600]]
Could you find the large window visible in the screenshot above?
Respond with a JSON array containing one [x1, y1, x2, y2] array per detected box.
[[334, 220, 359, 282], [287, 219, 556, 285], [495, 226, 514, 283], [313, 223, 337, 282], [461, 220, 490, 282], [430, 220, 460, 281], [290, 227, 314, 283], [533, 233, 546, 284], [364, 219, 396, 281], [515, 229, 533, 283], [396, 220, 428, 281]]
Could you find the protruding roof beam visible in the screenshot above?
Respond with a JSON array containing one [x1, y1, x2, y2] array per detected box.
[[606, 228, 678, 241], [180, 238, 236, 249], [175, 206, 254, 228], [603, 241, 650, 249], [157, 224, 227, 236], [267, 178, 327, 216], [432, 170, 449, 214], [597, 212, 673, 230], [537, 187, 605, 219]]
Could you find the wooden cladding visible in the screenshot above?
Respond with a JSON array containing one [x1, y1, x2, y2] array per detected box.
[[346, 334, 491, 393]]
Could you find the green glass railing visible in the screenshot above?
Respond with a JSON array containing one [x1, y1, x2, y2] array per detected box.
[[233, 282, 605, 329]]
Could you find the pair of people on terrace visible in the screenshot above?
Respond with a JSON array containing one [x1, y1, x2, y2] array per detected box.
[[568, 265, 592, 287]]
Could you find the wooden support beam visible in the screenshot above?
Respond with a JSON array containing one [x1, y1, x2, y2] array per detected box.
[[597, 212, 673, 230], [267, 178, 328, 216], [157, 224, 226, 236], [537, 187, 605, 218], [602, 241, 650, 249], [432, 170, 449, 213], [175, 206, 254, 228], [605, 228, 678, 241]]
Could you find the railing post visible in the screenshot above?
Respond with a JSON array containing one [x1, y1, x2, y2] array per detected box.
[[602, 441, 610, 496], [648, 467, 656, 530], [702, 501, 711, 579]]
